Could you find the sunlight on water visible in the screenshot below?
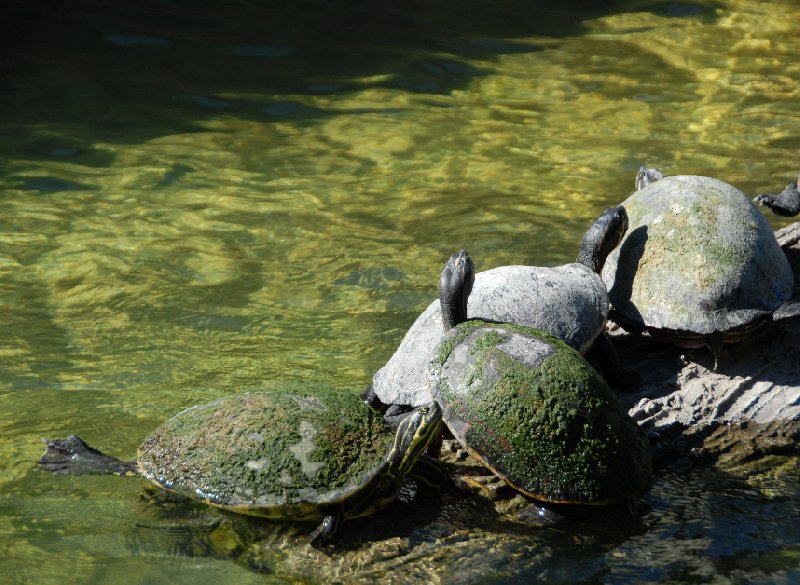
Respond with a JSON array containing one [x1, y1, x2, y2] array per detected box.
[[1, 0, 800, 582]]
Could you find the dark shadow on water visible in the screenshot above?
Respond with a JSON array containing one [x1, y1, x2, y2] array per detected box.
[[0, 0, 723, 159], [27, 447, 799, 582]]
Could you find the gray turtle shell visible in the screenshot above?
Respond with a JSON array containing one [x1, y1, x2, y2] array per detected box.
[[430, 321, 652, 504], [137, 385, 394, 520], [372, 263, 609, 408], [601, 175, 794, 341]]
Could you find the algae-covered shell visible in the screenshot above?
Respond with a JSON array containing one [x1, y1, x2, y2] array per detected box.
[[430, 321, 652, 504], [372, 263, 609, 408], [137, 385, 394, 520], [601, 175, 794, 344]]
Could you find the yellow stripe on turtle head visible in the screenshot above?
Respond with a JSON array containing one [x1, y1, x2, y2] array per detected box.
[[385, 401, 442, 478]]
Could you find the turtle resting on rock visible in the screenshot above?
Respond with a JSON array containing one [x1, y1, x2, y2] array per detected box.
[[754, 174, 800, 217], [38, 384, 443, 545], [430, 250, 652, 504], [634, 165, 664, 190], [367, 205, 629, 420], [602, 168, 800, 364]]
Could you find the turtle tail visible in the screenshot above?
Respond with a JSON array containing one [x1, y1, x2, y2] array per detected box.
[[38, 435, 139, 476]]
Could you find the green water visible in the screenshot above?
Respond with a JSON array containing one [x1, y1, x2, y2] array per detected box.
[[2, 0, 799, 583]]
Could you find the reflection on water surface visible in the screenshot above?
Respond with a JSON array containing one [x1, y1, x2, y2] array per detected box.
[[1, 0, 799, 583]]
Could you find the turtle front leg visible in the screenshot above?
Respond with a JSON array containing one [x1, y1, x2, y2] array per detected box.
[[361, 385, 388, 413], [408, 454, 452, 495], [754, 180, 800, 217], [308, 508, 342, 547], [38, 435, 138, 476]]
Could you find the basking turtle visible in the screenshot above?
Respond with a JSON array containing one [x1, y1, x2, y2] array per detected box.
[[38, 384, 442, 545], [367, 205, 629, 416], [754, 174, 800, 217], [601, 169, 799, 362], [430, 250, 652, 504], [635, 165, 664, 190]]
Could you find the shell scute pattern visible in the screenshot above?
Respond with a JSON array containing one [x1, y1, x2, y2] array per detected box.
[[431, 321, 651, 504], [374, 263, 609, 408], [138, 386, 392, 512], [603, 175, 793, 335]]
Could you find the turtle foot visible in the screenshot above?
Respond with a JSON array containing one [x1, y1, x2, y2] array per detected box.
[[308, 511, 341, 549], [774, 300, 800, 324], [38, 435, 136, 476], [753, 182, 800, 217]]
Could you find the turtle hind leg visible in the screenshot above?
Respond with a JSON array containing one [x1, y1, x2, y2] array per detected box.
[[308, 509, 342, 547], [704, 331, 723, 371], [773, 301, 800, 325], [38, 435, 138, 476]]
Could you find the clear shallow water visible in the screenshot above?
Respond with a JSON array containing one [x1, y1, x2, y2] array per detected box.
[[2, 0, 800, 582]]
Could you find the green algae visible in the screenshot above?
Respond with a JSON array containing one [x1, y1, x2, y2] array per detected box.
[[471, 330, 504, 354], [138, 384, 394, 512], [432, 321, 652, 503]]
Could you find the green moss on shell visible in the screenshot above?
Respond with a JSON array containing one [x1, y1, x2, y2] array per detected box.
[[138, 383, 393, 511], [471, 330, 503, 354], [432, 322, 652, 503]]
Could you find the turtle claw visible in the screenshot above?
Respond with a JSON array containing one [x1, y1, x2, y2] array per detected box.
[[38, 436, 88, 474], [308, 511, 341, 548], [753, 179, 800, 217]]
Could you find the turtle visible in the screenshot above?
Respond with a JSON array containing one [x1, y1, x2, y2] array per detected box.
[[38, 384, 443, 545], [366, 204, 630, 420], [754, 174, 800, 217], [635, 165, 664, 190], [429, 249, 652, 505], [601, 168, 800, 363]]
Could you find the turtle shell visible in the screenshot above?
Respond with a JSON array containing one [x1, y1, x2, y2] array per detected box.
[[372, 263, 609, 408], [430, 321, 652, 504], [137, 384, 394, 520], [601, 175, 794, 344]]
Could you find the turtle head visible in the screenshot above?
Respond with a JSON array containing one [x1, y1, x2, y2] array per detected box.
[[439, 250, 475, 331], [384, 401, 442, 477], [576, 205, 629, 273], [635, 166, 664, 190]]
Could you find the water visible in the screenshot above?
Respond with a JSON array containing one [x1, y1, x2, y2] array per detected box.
[[2, 0, 799, 582]]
